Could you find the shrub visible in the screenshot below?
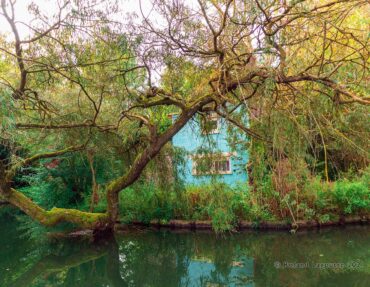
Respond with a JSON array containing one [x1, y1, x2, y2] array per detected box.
[[181, 183, 251, 231], [304, 171, 370, 217], [208, 207, 235, 232], [119, 184, 175, 223], [118, 182, 251, 231], [333, 180, 369, 214]]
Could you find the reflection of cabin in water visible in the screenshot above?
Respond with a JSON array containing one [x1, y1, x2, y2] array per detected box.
[[181, 256, 254, 287], [170, 109, 249, 186]]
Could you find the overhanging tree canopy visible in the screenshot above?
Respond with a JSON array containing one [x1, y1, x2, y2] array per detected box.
[[0, 0, 368, 230]]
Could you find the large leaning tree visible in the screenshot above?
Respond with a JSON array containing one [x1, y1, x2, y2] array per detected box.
[[0, 0, 369, 231]]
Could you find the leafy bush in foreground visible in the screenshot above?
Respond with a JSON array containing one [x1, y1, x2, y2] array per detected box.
[[116, 169, 369, 231], [118, 182, 276, 231]]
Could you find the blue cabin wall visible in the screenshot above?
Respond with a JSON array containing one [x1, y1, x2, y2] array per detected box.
[[171, 114, 249, 186]]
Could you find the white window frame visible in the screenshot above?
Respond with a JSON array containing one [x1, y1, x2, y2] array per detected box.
[[191, 152, 235, 175], [200, 112, 220, 135]]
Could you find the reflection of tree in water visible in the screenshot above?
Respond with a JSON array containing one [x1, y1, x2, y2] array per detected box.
[[8, 237, 127, 287], [6, 231, 193, 287], [3, 226, 370, 287], [211, 235, 235, 279], [117, 231, 193, 286], [117, 232, 254, 286]]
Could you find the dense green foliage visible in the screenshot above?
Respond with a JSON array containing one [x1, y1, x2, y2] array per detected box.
[[51, 168, 367, 232], [115, 171, 368, 231], [1, 137, 368, 233]]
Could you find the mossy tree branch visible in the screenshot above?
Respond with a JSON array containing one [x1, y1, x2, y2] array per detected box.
[[0, 143, 110, 229], [3, 188, 108, 229]]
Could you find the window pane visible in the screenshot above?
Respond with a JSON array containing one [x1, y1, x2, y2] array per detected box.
[[192, 154, 231, 175], [213, 159, 230, 173]]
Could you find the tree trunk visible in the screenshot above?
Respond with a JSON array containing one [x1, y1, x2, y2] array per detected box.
[[106, 187, 120, 226]]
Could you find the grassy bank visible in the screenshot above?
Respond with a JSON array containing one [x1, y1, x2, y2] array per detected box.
[[111, 171, 369, 232]]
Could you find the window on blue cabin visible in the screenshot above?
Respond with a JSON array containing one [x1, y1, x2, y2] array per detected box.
[[200, 112, 220, 134], [192, 154, 232, 175]]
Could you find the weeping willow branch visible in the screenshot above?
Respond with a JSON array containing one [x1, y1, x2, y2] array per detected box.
[[5, 145, 85, 181]]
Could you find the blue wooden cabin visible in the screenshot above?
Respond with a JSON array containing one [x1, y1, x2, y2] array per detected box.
[[170, 110, 249, 187]]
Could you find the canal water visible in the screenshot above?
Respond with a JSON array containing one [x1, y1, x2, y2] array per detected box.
[[0, 214, 369, 287]]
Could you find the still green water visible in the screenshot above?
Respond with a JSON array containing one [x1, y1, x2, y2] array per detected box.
[[0, 216, 369, 287]]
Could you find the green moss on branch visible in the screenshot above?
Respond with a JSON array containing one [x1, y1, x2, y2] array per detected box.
[[5, 188, 109, 229]]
